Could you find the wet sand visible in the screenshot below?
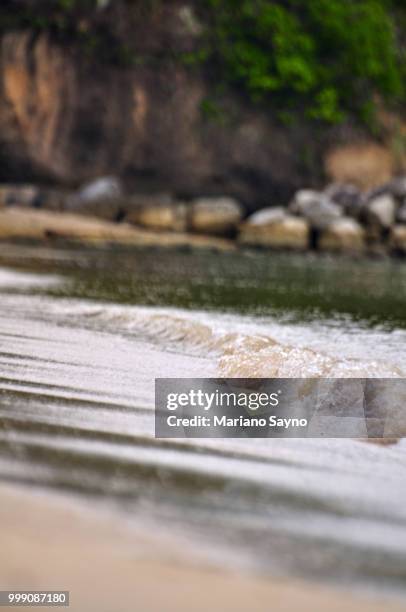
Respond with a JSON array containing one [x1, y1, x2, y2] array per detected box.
[[0, 484, 404, 612]]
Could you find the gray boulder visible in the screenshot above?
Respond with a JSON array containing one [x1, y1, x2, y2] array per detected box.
[[289, 189, 342, 229], [396, 203, 406, 224], [66, 176, 124, 220], [242, 207, 286, 225], [189, 197, 243, 235], [239, 207, 309, 250], [387, 176, 406, 200], [289, 190, 319, 214], [364, 194, 396, 229], [365, 176, 406, 204], [319, 218, 365, 253], [324, 183, 362, 217], [75, 176, 122, 202]]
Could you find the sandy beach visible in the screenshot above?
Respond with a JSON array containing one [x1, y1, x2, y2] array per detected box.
[[0, 484, 404, 612]]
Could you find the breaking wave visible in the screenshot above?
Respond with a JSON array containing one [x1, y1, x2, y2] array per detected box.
[[12, 296, 404, 379]]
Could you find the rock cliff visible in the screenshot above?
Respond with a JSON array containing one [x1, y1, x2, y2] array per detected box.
[[0, 1, 404, 207]]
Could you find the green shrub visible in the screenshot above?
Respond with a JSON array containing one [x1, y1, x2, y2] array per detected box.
[[197, 0, 405, 124]]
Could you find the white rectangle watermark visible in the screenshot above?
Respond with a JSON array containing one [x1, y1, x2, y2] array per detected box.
[[0, 592, 69, 607], [155, 378, 406, 438]]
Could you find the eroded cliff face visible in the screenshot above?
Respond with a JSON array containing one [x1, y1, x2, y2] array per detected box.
[[0, 2, 402, 206]]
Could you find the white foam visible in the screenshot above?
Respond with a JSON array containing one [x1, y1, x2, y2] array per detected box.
[[0, 267, 62, 289]]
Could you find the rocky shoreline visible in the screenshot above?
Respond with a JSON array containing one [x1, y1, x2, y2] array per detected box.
[[1, 176, 406, 257]]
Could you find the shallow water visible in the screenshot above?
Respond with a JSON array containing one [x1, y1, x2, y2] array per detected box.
[[0, 243, 406, 598]]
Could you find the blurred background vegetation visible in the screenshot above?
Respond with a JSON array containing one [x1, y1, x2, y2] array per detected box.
[[199, 0, 406, 124]]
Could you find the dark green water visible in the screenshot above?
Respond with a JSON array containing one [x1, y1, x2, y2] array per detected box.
[[1, 243, 406, 328]]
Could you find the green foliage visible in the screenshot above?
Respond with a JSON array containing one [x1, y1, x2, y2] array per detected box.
[[198, 0, 405, 124], [199, 96, 231, 124]]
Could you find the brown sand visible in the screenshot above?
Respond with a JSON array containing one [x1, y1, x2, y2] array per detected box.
[[0, 484, 404, 612]]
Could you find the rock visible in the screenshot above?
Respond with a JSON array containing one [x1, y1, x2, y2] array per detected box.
[[244, 207, 286, 225], [389, 225, 406, 254], [289, 189, 319, 214], [189, 197, 243, 235], [364, 194, 396, 229], [365, 176, 406, 204], [324, 183, 362, 217], [388, 177, 406, 200], [289, 189, 342, 229], [319, 218, 365, 253], [0, 184, 42, 208], [127, 195, 187, 232], [396, 203, 406, 224], [66, 176, 124, 220], [239, 207, 309, 250], [75, 176, 122, 202], [0, 208, 234, 251], [131, 205, 185, 231]]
